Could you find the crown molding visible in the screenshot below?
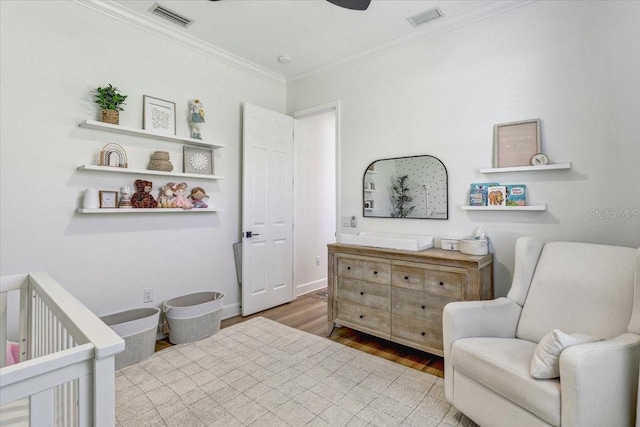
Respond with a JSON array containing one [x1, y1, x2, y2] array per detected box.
[[73, 0, 286, 87], [287, 0, 536, 86]]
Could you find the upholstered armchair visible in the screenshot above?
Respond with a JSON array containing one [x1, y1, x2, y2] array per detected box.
[[443, 237, 640, 427]]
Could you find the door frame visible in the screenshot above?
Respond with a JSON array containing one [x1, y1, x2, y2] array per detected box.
[[291, 100, 341, 255]]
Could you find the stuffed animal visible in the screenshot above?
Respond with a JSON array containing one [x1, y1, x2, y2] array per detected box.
[[170, 182, 193, 209], [189, 187, 209, 208], [131, 180, 158, 208], [158, 182, 176, 208]]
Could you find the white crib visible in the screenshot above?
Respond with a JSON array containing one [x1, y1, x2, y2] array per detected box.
[[0, 272, 124, 426]]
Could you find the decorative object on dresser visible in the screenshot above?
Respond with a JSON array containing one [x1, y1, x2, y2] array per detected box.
[[143, 95, 176, 135], [184, 146, 214, 175], [99, 143, 128, 168], [93, 83, 127, 125], [493, 118, 541, 168], [327, 243, 493, 357], [147, 150, 174, 172], [189, 99, 205, 139]]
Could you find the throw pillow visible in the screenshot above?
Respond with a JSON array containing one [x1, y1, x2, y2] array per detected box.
[[530, 329, 600, 379]]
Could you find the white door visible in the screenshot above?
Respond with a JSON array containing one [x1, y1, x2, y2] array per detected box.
[[242, 103, 294, 316]]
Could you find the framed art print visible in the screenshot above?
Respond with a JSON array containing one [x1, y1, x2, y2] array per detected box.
[[99, 190, 118, 208], [184, 147, 214, 175], [493, 119, 541, 168], [143, 95, 176, 135]]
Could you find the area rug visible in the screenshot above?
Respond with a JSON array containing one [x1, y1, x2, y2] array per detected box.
[[115, 317, 476, 427]]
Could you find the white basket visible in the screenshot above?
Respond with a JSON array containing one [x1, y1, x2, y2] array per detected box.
[[100, 307, 160, 369], [163, 292, 224, 344]]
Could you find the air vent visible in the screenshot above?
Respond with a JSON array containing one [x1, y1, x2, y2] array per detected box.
[[407, 7, 444, 28], [149, 3, 194, 28]]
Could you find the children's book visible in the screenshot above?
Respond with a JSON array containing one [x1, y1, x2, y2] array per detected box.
[[506, 184, 527, 206], [487, 186, 507, 206], [469, 182, 499, 206]]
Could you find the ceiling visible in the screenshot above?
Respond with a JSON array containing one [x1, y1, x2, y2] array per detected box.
[[110, 0, 533, 84]]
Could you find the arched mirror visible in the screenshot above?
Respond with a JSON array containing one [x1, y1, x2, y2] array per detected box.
[[363, 155, 448, 219]]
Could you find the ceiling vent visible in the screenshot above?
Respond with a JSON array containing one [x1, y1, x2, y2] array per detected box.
[[407, 7, 444, 28], [149, 3, 194, 28]]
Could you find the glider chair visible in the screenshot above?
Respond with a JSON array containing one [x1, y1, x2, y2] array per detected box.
[[443, 237, 640, 427]]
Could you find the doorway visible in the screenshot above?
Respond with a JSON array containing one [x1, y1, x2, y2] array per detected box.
[[292, 103, 339, 297]]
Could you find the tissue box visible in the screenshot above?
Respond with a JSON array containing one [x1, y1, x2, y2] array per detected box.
[[440, 237, 461, 251]]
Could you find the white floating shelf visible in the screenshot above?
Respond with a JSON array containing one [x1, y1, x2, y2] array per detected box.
[[77, 207, 220, 214], [79, 120, 225, 149], [364, 189, 379, 192], [461, 204, 547, 211], [480, 163, 571, 173], [78, 164, 224, 180]]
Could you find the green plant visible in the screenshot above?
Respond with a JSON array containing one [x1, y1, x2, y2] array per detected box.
[[93, 84, 127, 111], [391, 174, 415, 218]]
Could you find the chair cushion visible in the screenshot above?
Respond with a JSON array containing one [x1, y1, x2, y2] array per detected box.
[[452, 337, 561, 426], [516, 242, 636, 344], [530, 329, 601, 379]]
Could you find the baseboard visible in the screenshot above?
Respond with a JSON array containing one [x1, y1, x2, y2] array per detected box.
[[222, 302, 241, 320], [295, 278, 327, 297]]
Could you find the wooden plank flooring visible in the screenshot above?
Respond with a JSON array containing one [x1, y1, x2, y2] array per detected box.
[[157, 289, 444, 378]]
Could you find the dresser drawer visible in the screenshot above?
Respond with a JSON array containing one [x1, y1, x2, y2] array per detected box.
[[338, 277, 390, 311], [391, 265, 424, 291], [391, 287, 457, 319], [338, 300, 390, 334], [423, 268, 463, 299], [391, 313, 443, 350], [336, 256, 390, 285]]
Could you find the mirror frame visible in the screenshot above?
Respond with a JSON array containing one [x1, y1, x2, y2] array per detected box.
[[362, 155, 448, 220]]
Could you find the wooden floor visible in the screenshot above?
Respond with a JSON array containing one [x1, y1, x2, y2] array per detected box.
[[174, 289, 445, 378]]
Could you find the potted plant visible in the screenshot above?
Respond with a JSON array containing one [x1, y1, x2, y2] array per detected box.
[[93, 84, 127, 125]]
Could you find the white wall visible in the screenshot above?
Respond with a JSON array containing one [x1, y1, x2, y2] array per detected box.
[[0, 1, 286, 317], [288, 1, 640, 296], [293, 111, 336, 296]]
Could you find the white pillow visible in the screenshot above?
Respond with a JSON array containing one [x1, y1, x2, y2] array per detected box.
[[530, 329, 601, 379]]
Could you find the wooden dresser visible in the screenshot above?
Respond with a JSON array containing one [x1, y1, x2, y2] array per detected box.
[[327, 243, 493, 356]]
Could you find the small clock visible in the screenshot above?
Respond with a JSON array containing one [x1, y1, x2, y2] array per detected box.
[[531, 153, 549, 166], [99, 191, 118, 208]]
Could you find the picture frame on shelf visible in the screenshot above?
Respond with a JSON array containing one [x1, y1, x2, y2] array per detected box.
[[184, 146, 214, 175], [143, 95, 176, 136], [99, 190, 118, 208], [493, 119, 541, 168]]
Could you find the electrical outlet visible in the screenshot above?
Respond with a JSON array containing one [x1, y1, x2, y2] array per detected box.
[[341, 215, 351, 227], [143, 288, 153, 303], [316, 256, 321, 266]]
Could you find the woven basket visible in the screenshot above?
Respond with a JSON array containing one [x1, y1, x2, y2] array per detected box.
[[101, 109, 119, 125], [148, 160, 173, 172], [151, 151, 170, 161]]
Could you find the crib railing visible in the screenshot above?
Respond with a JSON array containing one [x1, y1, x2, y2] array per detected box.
[[0, 272, 125, 426]]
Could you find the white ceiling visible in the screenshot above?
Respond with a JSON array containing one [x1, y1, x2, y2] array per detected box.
[[110, 0, 533, 83]]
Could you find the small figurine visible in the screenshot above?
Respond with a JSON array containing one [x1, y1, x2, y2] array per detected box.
[[118, 186, 133, 208], [170, 182, 193, 209], [158, 182, 176, 208], [131, 180, 158, 208], [189, 99, 205, 140], [189, 187, 209, 208]]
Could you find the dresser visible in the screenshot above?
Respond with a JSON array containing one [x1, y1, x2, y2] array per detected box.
[[327, 243, 493, 356]]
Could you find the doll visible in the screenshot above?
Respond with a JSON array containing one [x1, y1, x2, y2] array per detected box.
[[170, 182, 193, 209], [189, 99, 205, 140], [189, 187, 209, 208], [158, 182, 176, 208]]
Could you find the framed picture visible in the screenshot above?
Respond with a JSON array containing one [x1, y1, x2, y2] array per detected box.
[[493, 119, 541, 168], [99, 190, 118, 208], [184, 147, 214, 175], [143, 95, 176, 135]]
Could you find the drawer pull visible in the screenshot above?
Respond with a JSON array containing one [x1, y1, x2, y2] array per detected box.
[[421, 332, 426, 336], [404, 276, 409, 280], [439, 281, 444, 286], [373, 271, 378, 275], [421, 305, 425, 309], [360, 291, 364, 296], [347, 266, 351, 270], [359, 315, 364, 319]]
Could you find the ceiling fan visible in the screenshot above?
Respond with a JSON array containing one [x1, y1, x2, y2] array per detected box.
[[208, 0, 371, 11]]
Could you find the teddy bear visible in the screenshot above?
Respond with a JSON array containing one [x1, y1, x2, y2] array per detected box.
[[189, 186, 209, 208], [131, 179, 158, 208], [170, 182, 193, 209], [158, 182, 177, 208]]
